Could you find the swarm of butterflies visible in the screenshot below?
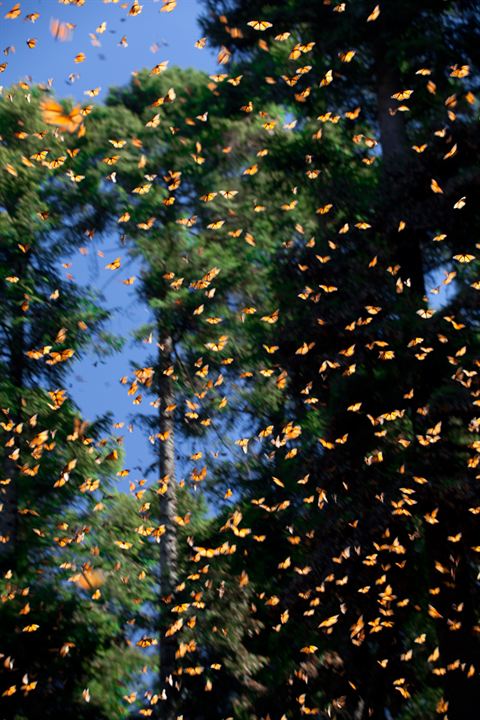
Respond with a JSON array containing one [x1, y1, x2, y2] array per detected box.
[[1, 1, 479, 719]]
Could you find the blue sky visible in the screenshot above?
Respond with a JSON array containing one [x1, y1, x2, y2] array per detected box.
[[1, 0, 215, 99], [1, 0, 217, 486]]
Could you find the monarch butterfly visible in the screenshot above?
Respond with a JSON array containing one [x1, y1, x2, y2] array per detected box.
[[319, 284, 338, 293], [205, 336, 228, 352], [339, 50, 356, 62], [132, 182, 151, 194], [50, 18, 73, 42], [417, 308, 435, 319], [129, 1, 143, 16], [316, 203, 333, 214], [114, 540, 133, 550], [444, 143, 457, 159], [5, 3, 21, 20], [177, 215, 197, 227], [31, 150, 48, 162], [261, 309, 279, 324], [137, 217, 155, 230], [345, 106, 361, 120], [40, 99, 84, 134], [106, 258, 121, 270], [247, 20, 273, 31], [74, 568, 105, 591], [217, 46, 231, 65], [46, 156, 66, 170], [151, 61, 168, 75], [102, 155, 119, 166], [392, 89, 413, 100], [161, 0, 177, 12], [200, 192, 217, 202]]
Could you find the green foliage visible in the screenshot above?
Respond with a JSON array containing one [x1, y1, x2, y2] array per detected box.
[[2, 2, 480, 717], [0, 89, 152, 719]]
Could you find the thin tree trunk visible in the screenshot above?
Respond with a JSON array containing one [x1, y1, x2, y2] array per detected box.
[[157, 332, 178, 719]]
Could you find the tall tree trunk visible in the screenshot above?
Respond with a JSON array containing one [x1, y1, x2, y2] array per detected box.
[[0, 438, 19, 570], [376, 63, 409, 166], [0, 306, 25, 571], [157, 332, 178, 719], [375, 60, 426, 298]]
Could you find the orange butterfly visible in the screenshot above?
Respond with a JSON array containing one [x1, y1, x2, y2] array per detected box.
[[50, 18, 73, 42], [247, 20, 273, 31], [41, 99, 84, 134], [5, 3, 21, 20]]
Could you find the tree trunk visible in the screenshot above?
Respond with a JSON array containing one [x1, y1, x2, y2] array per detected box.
[[0, 308, 25, 571], [375, 60, 426, 298], [376, 63, 408, 165], [0, 450, 19, 569], [157, 332, 178, 719]]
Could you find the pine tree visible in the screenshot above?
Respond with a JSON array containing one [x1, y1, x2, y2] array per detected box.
[[193, 3, 480, 718], [83, 65, 300, 716]]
